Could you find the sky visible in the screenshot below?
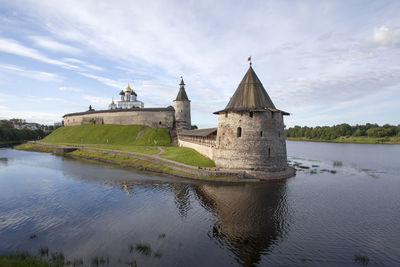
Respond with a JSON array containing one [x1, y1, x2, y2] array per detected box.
[[0, 0, 399, 128]]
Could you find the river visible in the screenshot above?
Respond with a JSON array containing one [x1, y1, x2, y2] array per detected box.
[[0, 141, 399, 266]]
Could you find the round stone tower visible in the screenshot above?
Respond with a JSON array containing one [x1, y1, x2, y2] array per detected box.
[[213, 64, 289, 172], [173, 77, 191, 131]]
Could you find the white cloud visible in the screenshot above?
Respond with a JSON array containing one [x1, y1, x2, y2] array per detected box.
[[273, 68, 400, 109], [1, 1, 400, 127], [0, 64, 62, 82], [83, 95, 110, 108], [79, 72, 124, 89], [26, 96, 75, 105], [64, 57, 104, 71], [0, 38, 79, 70], [373, 26, 400, 46], [30, 35, 81, 55], [59, 86, 86, 92]]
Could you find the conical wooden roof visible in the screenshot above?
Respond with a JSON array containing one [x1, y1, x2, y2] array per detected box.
[[224, 66, 275, 111], [175, 78, 189, 101]]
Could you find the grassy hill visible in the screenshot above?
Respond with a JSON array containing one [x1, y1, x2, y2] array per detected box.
[[42, 125, 171, 146], [33, 125, 216, 168]]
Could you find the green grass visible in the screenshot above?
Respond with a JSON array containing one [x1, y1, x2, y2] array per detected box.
[[287, 136, 400, 144], [0, 253, 49, 267], [14, 143, 55, 153], [67, 150, 187, 175], [42, 125, 171, 146], [135, 243, 152, 256], [354, 254, 370, 265], [160, 146, 215, 167], [81, 144, 159, 154]]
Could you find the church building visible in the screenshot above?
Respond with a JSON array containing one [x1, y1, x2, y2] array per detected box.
[[111, 83, 144, 109]]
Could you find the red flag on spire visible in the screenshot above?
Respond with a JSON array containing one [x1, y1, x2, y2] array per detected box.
[[248, 56, 251, 62]]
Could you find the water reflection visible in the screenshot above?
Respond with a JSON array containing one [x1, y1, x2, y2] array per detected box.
[[172, 183, 192, 217], [193, 182, 289, 266], [0, 157, 8, 167], [58, 156, 290, 266]]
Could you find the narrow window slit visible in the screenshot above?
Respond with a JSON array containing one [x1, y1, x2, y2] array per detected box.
[[237, 127, 242, 138]]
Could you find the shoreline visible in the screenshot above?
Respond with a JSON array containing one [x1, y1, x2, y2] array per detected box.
[[14, 142, 295, 183], [286, 137, 400, 145]]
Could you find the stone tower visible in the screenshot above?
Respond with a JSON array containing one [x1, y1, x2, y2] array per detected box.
[[213, 64, 289, 172], [174, 77, 191, 131]]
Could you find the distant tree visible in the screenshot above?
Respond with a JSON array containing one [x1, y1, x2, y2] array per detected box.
[[285, 123, 398, 140]]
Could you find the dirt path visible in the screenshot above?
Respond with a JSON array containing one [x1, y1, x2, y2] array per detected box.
[[154, 146, 165, 157]]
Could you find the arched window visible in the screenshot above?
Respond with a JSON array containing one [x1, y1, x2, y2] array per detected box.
[[237, 127, 242, 137], [225, 112, 228, 118], [159, 121, 162, 125], [260, 131, 263, 137], [268, 148, 271, 157], [249, 111, 253, 118]]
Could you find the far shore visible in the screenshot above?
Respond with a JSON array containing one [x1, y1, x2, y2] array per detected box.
[[286, 136, 400, 145]]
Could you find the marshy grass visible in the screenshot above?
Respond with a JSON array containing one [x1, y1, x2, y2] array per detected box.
[[125, 260, 138, 267], [333, 160, 343, 167], [158, 233, 166, 239], [29, 233, 38, 239], [153, 250, 163, 259], [50, 252, 65, 266], [0, 252, 48, 267], [91, 256, 109, 266], [39, 247, 48, 257], [354, 254, 369, 265], [135, 243, 152, 256], [298, 165, 310, 169], [73, 258, 84, 266]]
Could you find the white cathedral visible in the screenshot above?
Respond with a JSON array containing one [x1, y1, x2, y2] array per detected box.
[[109, 83, 144, 110]]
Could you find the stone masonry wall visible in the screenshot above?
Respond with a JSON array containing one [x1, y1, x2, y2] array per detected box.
[[174, 100, 191, 130], [213, 110, 287, 172], [178, 139, 214, 159], [63, 110, 175, 129]]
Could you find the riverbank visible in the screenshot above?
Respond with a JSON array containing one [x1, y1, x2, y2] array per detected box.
[[0, 140, 22, 147], [287, 136, 400, 144], [15, 142, 295, 182]]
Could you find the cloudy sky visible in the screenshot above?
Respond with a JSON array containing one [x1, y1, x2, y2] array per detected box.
[[0, 0, 399, 128]]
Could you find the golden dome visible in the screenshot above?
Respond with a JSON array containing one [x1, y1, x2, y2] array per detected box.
[[125, 83, 132, 93]]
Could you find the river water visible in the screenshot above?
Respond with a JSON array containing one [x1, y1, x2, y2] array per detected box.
[[0, 141, 399, 266]]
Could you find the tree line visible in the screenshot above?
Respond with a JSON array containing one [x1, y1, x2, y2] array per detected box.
[[285, 123, 400, 140], [0, 120, 47, 143]]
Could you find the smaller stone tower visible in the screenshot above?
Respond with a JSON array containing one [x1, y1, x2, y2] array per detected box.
[[173, 77, 191, 131]]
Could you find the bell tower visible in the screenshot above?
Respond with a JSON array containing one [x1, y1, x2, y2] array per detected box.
[[173, 77, 191, 131]]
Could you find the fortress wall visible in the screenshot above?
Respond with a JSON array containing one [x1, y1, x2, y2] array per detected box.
[[178, 139, 214, 160], [213, 110, 287, 172], [63, 110, 175, 129]]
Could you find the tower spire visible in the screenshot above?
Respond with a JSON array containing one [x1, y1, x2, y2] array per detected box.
[[175, 76, 189, 101]]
